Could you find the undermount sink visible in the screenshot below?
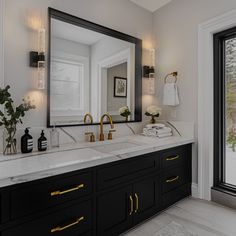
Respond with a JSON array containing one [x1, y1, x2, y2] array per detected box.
[[92, 141, 140, 153]]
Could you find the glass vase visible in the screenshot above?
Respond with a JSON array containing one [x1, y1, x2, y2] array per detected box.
[[3, 125, 17, 155]]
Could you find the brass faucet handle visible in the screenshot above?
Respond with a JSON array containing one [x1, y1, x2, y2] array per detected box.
[[85, 132, 96, 142], [108, 129, 116, 140]]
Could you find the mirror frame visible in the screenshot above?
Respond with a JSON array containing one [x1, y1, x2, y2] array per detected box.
[[47, 8, 142, 127]]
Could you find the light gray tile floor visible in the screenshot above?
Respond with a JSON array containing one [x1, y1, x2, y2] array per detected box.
[[123, 197, 236, 236]]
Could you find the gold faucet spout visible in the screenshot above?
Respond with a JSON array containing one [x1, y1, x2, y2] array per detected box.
[[84, 113, 93, 124], [100, 113, 114, 141]]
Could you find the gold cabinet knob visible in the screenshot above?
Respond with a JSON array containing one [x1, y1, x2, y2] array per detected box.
[[166, 155, 179, 161], [166, 176, 180, 183], [134, 193, 139, 213], [129, 195, 134, 215], [50, 216, 85, 233]]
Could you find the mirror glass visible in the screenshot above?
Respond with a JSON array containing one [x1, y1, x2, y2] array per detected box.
[[48, 10, 141, 126]]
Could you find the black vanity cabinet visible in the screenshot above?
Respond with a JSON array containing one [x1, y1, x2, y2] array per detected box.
[[96, 176, 160, 236], [0, 144, 192, 236], [96, 186, 133, 236], [2, 200, 92, 236]]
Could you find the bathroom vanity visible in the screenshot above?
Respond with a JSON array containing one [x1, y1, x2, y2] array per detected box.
[[0, 6, 193, 235], [0, 135, 193, 236]]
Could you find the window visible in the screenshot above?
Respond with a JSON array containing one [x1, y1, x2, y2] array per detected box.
[[214, 26, 236, 192], [50, 58, 85, 117]]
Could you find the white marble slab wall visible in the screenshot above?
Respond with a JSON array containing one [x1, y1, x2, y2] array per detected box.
[[0, 121, 194, 154], [0, 122, 144, 153]]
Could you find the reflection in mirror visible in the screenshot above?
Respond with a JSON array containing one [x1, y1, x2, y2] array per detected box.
[[48, 9, 142, 127]]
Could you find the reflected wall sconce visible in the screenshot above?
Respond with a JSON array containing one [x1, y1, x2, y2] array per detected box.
[[29, 28, 46, 90], [143, 48, 155, 95]]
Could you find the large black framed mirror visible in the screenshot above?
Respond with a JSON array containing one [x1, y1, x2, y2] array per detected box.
[[47, 8, 142, 127]]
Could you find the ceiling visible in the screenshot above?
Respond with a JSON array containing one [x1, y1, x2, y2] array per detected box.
[[130, 0, 172, 12], [51, 18, 105, 45]]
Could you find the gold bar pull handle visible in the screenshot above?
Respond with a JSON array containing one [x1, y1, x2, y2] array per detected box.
[[166, 176, 179, 183], [51, 184, 84, 197], [51, 216, 85, 233], [129, 195, 134, 215], [166, 155, 179, 161], [134, 193, 139, 213]]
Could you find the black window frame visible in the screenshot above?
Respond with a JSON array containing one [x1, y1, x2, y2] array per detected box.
[[213, 26, 236, 195]]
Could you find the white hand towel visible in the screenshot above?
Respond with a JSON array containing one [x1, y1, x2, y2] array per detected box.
[[146, 123, 165, 129], [143, 128, 156, 136], [163, 83, 180, 106], [156, 127, 172, 134]]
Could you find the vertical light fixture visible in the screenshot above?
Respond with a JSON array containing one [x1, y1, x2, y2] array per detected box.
[[29, 28, 46, 89], [143, 48, 156, 95], [37, 28, 46, 89]]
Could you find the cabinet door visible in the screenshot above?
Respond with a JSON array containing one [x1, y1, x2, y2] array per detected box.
[[96, 186, 132, 236], [133, 176, 160, 225]]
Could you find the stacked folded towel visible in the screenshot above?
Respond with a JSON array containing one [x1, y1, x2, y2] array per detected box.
[[143, 123, 173, 138]]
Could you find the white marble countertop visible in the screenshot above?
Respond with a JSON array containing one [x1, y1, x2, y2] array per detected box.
[[0, 130, 194, 188]]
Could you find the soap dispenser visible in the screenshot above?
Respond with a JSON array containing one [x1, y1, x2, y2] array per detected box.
[[21, 128, 33, 153], [38, 130, 47, 151], [50, 125, 59, 148]]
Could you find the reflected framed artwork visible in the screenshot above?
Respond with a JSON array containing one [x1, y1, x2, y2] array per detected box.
[[114, 77, 127, 98]]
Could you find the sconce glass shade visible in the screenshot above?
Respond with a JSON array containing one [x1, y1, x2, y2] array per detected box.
[[38, 28, 46, 53], [37, 59, 45, 89], [37, 28, 46, 90], [29, 28, 46, 89], [143, 74, 155, 95], [148, 74, 155, 95]]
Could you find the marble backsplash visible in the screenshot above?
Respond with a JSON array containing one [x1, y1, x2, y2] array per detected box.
[[0, 122, 143, 154], [0, 121, 195, 154]]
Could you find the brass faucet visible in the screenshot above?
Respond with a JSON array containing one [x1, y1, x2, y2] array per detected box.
[[99, 113, 116, 141], [84, 113, 95, 142], [84, 113, 93, 124]]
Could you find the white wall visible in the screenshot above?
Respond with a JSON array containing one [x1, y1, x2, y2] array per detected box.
[[52, 37, 90, 59], [1, 0, 153, 149], [0, 0, 4, 87], [153, 0, 236, 183]]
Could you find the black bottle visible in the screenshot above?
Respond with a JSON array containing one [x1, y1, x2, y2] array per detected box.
[[21, 128, 33, 153], [38, 130, 47, 152]]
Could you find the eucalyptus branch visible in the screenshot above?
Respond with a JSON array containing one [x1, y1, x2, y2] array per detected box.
[[0, 85, 36, 154]]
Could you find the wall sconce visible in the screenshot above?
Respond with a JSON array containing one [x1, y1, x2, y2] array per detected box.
[[29, 28, 46, 90], [143, 49, 155, 95]]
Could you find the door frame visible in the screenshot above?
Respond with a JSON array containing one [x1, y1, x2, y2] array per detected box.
[[213, 26, 236, 194], [198, 8, 236, 200]]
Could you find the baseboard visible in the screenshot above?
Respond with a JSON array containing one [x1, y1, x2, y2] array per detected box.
[[212, 188, 236, 210], [191, 183, 199, 198]]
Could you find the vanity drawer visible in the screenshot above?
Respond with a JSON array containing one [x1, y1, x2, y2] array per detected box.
[[10, 172, 92, 219], [161, 166, 187, 193], [3, 200, 92, 236], [97, 153, 159, 190], [160, 146, 188, 169], [162, 183, 191, 208]]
